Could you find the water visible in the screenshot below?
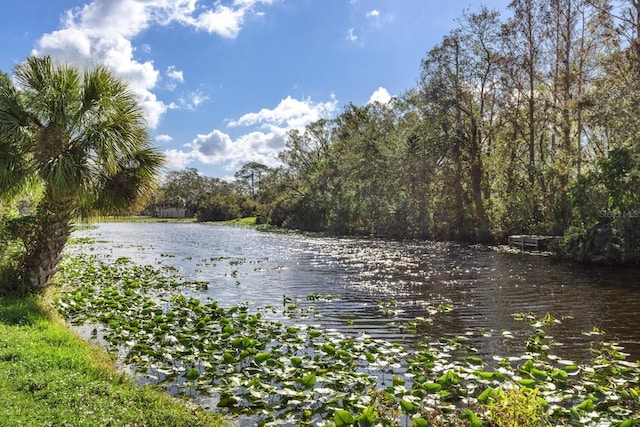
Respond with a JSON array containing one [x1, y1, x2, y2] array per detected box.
[[71, 222, 640, 362]]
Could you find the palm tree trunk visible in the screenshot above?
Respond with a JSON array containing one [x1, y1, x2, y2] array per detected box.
[[24, 192, 75, 293]]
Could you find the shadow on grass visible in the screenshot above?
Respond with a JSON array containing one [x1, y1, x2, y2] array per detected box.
[[0, 296, 48, 326]]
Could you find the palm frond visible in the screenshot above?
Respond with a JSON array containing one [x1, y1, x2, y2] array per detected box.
[[85, 146, 165, 216], [4, 55, 167, 213], [2, 55, 166, 291], [14, 56, 81, 130]]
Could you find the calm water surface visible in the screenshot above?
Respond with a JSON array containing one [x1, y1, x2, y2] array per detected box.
[[72, 222, 640, 362]]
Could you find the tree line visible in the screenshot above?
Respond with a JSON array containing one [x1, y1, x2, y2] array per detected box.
[[170, 0, 640, 264], [3, 1, 640, 298], [268, 0, 640, 265]]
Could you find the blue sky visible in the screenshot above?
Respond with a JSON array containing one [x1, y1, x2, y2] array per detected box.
[[2, 0, 510, 179]]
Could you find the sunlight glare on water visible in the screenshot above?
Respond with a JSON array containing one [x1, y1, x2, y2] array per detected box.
[[70, 222, 640, 361]]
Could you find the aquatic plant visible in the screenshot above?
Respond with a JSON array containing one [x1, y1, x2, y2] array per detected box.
[[55, 255, 640, 426]]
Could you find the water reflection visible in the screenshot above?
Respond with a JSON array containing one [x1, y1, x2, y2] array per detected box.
[[71, 222, 640, 361]]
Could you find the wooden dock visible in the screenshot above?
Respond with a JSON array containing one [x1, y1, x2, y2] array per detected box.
[[508, 235, 561, 251]]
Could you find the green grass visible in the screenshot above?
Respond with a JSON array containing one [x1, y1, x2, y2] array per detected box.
[[218, 216, 258, 226], [0, 295, 227, 427], [87, 215, 197, 223], [79, 215, 261, 226]]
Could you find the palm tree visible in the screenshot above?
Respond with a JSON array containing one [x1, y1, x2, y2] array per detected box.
[[0, 56, 165, 293]]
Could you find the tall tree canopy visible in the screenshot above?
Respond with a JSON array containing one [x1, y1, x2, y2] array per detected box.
[[253, 0, 640, 264], [235, 161, 270, 201], [152, 168, 221, 217], [0, 56, 164, 293]]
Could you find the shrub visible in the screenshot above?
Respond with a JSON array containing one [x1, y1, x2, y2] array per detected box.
[[486, 386, 551, 427]]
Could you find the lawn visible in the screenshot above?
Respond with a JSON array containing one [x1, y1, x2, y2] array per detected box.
[[0, 294, 227, 427]]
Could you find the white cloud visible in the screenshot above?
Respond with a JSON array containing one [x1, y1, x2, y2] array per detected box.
[[229, 95, 338, 130], [368, 87, 392, 104], [346, 28, 358, 42], [363, 7, 392, 30], [155, 134, 173, 143], [179, 0, 276, 38], [136, 91, 166, 129], [165, 95, 338, 172], [167, 66, 184, 83], [37, 27, 92, 59], [189, 90, 209, 107], [163, 148, 199, 170], [186, 5, 245, 38], [190, 129, 233, 157], [33, 0, 276, 129], [179, 128, 282, 171], [169, 90, 210, 111]]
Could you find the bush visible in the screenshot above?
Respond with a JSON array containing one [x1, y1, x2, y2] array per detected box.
[[562, 218, 640, 265], [197, 193, 257, 222], [0, 215, 28, 296], [266, 192, 329, 231], [563, 146, 640, 264]]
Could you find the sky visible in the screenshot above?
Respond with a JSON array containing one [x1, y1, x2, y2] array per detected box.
[[1, 0, 511, 179]]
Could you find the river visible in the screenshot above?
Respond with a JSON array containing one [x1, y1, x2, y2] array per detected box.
[[70, 221, 640, 362]]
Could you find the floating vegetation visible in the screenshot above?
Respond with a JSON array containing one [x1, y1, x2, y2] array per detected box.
[[378, 299, 400, 317], [55, 255, 640, 426], [306, 292, 341, 301], [70, 224, 98, 231], [67, 236, 96, 245]]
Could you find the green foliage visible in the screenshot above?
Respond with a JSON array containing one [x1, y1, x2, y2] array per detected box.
[[54, 254, 640, 426], [0, 56, 165, 292], [150, 168, 224, 217], [148, 168, 262, 222], [0, 239, 26, 296], [268, 190, 331, 231], [234, 161, 271, 201], [197, 192, 257, 222], [563, 146, 640, 264], [0, 199, 29, 295], [0, 295, 226, 426], [218, 216, 260, 227], [247, 2, 640, 261], [486, 387, 551, 427]]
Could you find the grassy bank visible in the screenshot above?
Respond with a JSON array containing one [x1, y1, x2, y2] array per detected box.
[[87, 215, 198, 223], [218, 216, 259, 226], [0, 295, 227, 427], [82, 216, 260, 226]]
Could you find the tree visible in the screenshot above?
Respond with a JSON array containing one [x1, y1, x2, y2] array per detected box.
[[332, 101, 409, 237], [418, 8, 503, 242], [250, 2, 640, 262], [0, 56, 164, 293], [153, 168, 220, 217], [458, 7, 503, 241], [197, 192, 257, 222], [503, 0, 548, 186], [234, 161, 270, 201], [564, 145, 640, 264], [560, 0, 640, 263], [274, 119, 338, 231]]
